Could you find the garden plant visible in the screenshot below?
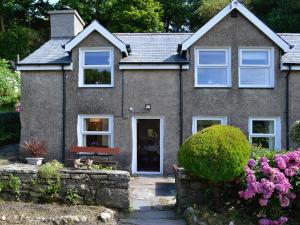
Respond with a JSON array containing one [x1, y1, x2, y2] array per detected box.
[[239, 149, 300, 225], [178, 125, 250, 208]]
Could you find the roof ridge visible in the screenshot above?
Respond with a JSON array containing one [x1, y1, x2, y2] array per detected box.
[[114, 33, 193, 35]]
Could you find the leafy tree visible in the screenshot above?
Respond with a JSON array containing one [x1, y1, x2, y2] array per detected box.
[[252, 0, 300, 33], [0, 25, 42, 61], [0, 59, 20, 107], [57, 0, 164, 32], [158, 0, 189, 32], [197, 0, 252, 24], [109, 0, 164, 32]]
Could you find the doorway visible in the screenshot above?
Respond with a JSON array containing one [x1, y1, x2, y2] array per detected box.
[[132, 117, 164, 174]]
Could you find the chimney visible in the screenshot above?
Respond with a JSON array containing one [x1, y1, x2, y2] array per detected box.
[[48, 9, 85, 38]]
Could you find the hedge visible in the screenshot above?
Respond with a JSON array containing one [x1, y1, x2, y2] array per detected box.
[[0, 112, 20, 146]]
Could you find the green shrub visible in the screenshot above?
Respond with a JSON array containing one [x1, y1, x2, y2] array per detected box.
[[39, 181, 61, 203], [7, 174, 21, 198], [36, 160, 64, 203], [250, 145, 287, 160], [0, 112, 20, 146], [91, 164, 113, 170], [65, 189, 82, 205], [290, 120, 300, 148], [178, 125, 250, 182], [37, 160, 64, 181], [0, 174, 22, 199]]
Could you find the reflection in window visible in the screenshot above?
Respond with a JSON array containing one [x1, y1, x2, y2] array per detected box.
[[249, 118, 279, 150], [239, 49, 273, 87], [80, 49, 113, 87], [195, 49, 231, 87], [78, 115, 113, 148]]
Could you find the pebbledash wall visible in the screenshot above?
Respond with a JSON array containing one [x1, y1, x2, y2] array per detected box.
[[0, 164, 130, 209], [19, 12, 300, 175]]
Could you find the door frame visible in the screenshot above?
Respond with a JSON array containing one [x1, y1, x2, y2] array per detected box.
[[131, 116, 164, 175]]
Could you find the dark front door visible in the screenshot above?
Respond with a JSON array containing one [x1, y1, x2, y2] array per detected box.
[[137, 119, 160, 172]]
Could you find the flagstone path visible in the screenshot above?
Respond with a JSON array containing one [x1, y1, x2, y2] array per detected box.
[[119, 176, 186, 225]]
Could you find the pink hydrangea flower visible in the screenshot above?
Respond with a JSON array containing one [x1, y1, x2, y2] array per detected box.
[[259, 197, 268, 206], [248, 159, 256, 168]]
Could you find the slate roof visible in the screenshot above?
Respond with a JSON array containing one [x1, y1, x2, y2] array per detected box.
[[115, 33, 192, 63], [19, 32, 300, 65], [19, 38, 71, 65], [278, 33, 300, 64]]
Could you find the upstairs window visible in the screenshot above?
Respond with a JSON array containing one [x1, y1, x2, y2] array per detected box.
[[79, 49, 114, 87], [195, 48, 231, 87], [239, 48, 274, 88]]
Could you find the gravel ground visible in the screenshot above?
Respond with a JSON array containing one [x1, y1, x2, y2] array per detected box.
[[0, 201, 118, 225]]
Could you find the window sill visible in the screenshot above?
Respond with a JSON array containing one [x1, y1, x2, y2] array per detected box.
[[78, 85, 114, 89], [238, 86, 274, 89], [194, 86, 232, 89]]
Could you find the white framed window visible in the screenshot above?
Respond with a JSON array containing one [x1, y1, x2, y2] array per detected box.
[[79, 48, 114, 87], [77, 115, 114, 147], [239, 48, 274, 88], [194, 48, 231, 87], [192, 116, 227, 134], [248, 117, 281, 150]]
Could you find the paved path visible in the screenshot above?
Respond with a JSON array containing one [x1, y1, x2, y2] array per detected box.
[[119, 176, 186, 225]]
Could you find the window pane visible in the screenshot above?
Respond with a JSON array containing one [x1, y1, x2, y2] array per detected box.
[[240, 68, 270, 86], [197, 68, 227, 85], [197, 120, 221, 132], [252, 120, 274, 134], [84, 68, 111, 85], [252, 137, 275, 150], [242, 51, 268, 65], [199, 51, 226, 65], [84, 135, 110, 147], [84, 51, 110, 65], [83, 118, 109, 131]]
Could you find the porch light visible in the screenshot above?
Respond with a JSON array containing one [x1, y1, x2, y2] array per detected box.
[[145, 104, 151, 110]]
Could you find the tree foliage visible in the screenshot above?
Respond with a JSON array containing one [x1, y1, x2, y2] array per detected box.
[[57, 0, 164, 32], [251, 0, 300, 33], [0, 25, 42, 61], [0, 59, 20, 106], [109, 0, 163, 32], [158, 0, 189, 32]]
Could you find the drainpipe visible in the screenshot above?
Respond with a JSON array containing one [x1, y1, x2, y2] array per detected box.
[[179, 64, 183, 146], [61, 65, 66, 163], [121, 69, 125, 118], [285, 64, 292, 150]]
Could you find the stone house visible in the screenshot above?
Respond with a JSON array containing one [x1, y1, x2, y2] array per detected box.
[[17, 0, 300, 174]]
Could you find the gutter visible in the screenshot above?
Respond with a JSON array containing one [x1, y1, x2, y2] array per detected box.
[[284, 63, 292, 150]]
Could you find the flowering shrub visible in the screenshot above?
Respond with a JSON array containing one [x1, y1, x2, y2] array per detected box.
[[239, 149, 300, 225]]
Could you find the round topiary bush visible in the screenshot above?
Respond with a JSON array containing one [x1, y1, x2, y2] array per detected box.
[[289, 120, 300, 148], [178, 125, 250, 182]]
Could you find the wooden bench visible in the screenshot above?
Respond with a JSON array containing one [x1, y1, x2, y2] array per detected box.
[[70, 146, 120, 160], [68, 146, 120, 169]]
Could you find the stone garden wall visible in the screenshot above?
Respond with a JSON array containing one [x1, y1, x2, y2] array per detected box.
[[0, 164, 130, 209], [174, 166, 208, 213]]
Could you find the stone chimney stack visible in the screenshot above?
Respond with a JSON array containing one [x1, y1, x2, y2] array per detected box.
[[48, 9, 85, 38]]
